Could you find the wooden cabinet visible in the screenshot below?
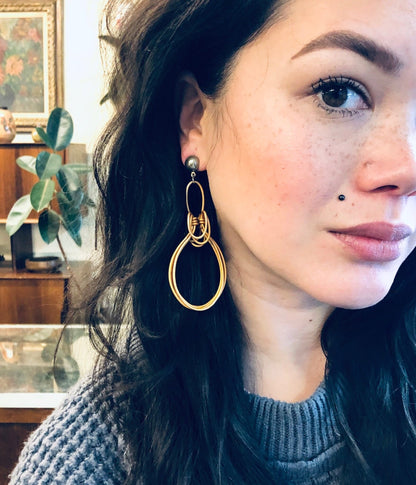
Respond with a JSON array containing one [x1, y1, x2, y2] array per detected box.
[[0, 143, 72, 483], [0, 143, 70, 319], [0, 410, 50, 485], [0, 269, 68, 324]]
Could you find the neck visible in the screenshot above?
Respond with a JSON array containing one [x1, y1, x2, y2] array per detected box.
[[228, 263, 333, 403]]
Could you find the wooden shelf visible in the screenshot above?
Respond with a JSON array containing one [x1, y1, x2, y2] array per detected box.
[[0, 141, 73, 324], [0, 267, 70, 280], [0, 408, 53, 425]]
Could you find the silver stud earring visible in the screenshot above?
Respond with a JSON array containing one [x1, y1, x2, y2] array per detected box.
[[184, 155, 200, 173]]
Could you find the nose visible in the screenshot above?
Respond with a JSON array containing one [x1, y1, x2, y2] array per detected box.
[[355, 116, 416, 197]]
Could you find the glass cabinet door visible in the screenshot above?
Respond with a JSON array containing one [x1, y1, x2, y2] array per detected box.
[[0, 324, 97, 407]]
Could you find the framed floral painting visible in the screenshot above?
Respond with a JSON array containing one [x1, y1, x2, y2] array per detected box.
[[0, 0, 63, 131]]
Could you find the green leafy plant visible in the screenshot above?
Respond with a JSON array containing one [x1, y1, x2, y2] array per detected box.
[[6, 107, 94, 268]]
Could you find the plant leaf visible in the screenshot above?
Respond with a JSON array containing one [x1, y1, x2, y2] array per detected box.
[[30, 180, 55, 211], [82, 194, 96, 208], [47, 108, 74, 151], [57, 192, 82, 246], [57, 165, 82, 190], [56, 165, 84, 208], [65, 163, 92, 174], [16, 156, 37, 175], [36, 127, 54, 149], [38, 209, 60, 244], [36, 152, 62, 179], [6, 195, 33, 236]]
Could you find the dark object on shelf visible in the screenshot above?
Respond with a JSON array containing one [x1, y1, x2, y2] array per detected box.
[[11, 225, 33, 270], [25, 256, 62, 273]]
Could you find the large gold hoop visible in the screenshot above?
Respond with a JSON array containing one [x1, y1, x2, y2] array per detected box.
[[168, 179, 227, 311]]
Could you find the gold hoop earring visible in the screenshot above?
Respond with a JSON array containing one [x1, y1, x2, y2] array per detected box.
[[168, 156, 227, 311]]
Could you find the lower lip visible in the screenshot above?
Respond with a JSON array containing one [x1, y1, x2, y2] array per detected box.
[[331, 232, 404, 262]]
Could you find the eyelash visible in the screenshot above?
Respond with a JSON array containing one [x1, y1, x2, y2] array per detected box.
[[311, 75, 371, 117]]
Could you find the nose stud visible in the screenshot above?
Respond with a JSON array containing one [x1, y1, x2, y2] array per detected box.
[[338, 194, 346, 201]]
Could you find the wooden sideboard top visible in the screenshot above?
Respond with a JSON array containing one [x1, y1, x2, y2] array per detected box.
[[0, 266, 71, 280]]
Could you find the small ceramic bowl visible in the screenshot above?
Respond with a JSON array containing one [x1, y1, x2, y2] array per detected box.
[[25, 256, 62, 273]]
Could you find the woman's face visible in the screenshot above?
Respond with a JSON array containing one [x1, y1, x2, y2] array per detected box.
[[188, 0, 416, 309]]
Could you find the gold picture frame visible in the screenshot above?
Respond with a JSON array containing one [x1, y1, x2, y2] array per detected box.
[[0, 0, 63, 131]]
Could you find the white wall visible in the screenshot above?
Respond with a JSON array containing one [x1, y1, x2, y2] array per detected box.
[[63, 0, 110, 149], [1, 0, 109, 262]]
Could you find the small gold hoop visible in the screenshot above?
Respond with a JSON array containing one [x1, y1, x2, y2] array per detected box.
[[186, 179, 205, 214], [168, 175, 226, 311]]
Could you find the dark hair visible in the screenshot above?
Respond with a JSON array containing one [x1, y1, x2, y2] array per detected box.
[[85, 0, 416, 483], [321, 248, 416, 484]]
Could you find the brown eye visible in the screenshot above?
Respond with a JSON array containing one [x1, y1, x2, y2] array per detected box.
[[321, 86, 349, 108], [311, 76, 370, 115]]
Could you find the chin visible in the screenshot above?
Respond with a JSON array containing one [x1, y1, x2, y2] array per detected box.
[[336, 292, 389, 310], [315, 276, 395, 310]]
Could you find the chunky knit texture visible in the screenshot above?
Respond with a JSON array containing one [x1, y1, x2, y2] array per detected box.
[[10, 371, 343, 484], [9, 368, 130, 485], [246, 384, 344, 484]]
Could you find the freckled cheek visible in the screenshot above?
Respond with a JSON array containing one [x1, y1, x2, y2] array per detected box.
[[259, 142, 337, 208], [218, 107, 349, 210]]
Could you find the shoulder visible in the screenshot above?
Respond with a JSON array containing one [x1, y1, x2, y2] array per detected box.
[[9, 363, 131, 485]]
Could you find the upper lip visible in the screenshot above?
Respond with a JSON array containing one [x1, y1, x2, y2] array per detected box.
[[330, 222, 413, 241]]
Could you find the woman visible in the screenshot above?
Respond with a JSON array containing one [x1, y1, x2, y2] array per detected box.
[[10, 0, 416, 483]]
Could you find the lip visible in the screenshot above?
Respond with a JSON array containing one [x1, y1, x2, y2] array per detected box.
[[329, 222, 412, 262]]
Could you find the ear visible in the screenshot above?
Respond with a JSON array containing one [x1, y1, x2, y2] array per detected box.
[[176, 72, 208, 170]]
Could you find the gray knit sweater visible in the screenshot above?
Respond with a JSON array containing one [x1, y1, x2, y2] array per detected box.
[[9, 368, 344, 484]]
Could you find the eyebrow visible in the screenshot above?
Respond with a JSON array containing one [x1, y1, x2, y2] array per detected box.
[[291, 30, 403, 74]]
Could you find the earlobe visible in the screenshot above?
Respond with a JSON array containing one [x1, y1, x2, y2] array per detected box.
[[176, 73, 207, 168]]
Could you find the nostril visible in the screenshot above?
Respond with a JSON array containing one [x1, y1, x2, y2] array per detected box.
[[374, 185, 398, 192]]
